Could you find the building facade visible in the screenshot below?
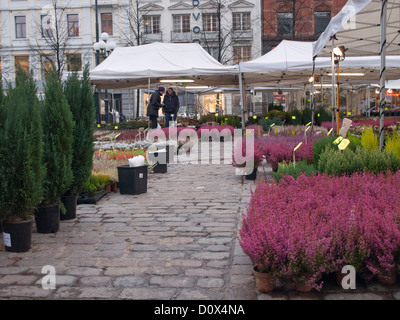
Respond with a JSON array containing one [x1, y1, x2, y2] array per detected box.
[[0, 0, 263, 118], [262, 0, 347, 53]]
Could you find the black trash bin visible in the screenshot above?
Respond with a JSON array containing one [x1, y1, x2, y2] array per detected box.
[[117, 165, 148, 195]]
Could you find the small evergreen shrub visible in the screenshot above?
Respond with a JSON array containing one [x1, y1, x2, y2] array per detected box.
[[361, 126, 379, 150], [273, 160, 317, 182], [41, 68, 74, 206], [0, 69, 45, 221]]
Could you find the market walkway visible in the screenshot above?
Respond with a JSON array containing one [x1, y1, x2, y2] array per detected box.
[[1, 151, 400, 300]]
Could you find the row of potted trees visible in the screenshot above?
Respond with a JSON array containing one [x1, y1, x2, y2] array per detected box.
[[0, 66, 95, 252]]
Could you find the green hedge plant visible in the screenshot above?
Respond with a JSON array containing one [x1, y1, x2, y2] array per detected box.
[[273, 160, 317, 182], [40, 68, 74, 207], [0, 69, 45, 222], [64, 65, 95, 196]]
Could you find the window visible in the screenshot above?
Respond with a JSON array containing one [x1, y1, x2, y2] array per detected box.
[[67, 14, 79, 37], [101, 13, 113, 35], [15, 16, 26, 38], [66, 54, 82, 71], [206, 47, 220, 61], [15, 56, 29, 75], [232, 12, 251, 31], [144, 16, 160, 34], [203, 14, 219, 32], [277, 12, 293, 35], [173, 15, 190, 33], [41, 14, 53, 38], [314, 11, 331, 35], [41, 56, 55, 80], [233, 46, 251, 64]]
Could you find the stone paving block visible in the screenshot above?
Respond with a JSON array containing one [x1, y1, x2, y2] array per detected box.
[[185, 269, 224, 278], [0, 275, 39, 285], [145, 267, 181, 276], [191, 252, 230, 260], [65, 267, 103, 277], [0, 285, 53, 298], [258, 293, 288, 300], [119, 288, 176, 300], [150, 276, 196, 288], [0, 267, 30, 275], [53, 286, 82, 299], [177, 289, 224, 300], [78, 276, 113, 287], [78, 287, 121, 299], [197, 278, 225, 288], [323, 293, 385, 300], [103, 267, 147, 276], [113, 275, 147, 288]]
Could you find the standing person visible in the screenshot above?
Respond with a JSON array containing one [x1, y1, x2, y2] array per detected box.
[[163, 88, 180, 127], [147, 86, 165, 129]]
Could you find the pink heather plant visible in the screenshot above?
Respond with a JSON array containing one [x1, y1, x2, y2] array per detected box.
[[232, 137, 264, 169], [258, 135, 319, 170], [239, 171, 400, 290]]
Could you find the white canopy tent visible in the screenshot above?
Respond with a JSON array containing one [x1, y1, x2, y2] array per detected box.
[[240, 40, 400, 88], [387, 79, 400, 88], [90, 42, 239, 90], [313, 0, 400, 58], [238, 39, 400, 129], [312, 0, 400, 148]]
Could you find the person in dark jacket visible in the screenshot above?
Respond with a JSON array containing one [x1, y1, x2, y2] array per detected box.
[[163, 88, 180, 127], [147, 86, 165, 129]]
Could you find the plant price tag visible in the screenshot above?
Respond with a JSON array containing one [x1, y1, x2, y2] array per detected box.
[[3, 232, 11, 247]]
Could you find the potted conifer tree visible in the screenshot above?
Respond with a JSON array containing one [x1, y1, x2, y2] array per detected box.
[[62, 66, 95, 220], [0, 69, 45, 252], [36, 68, 74, 233]]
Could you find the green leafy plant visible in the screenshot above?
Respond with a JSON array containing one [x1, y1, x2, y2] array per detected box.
[[64, 65, 96, 196], [360, 126, 379, 150], [40, 67, 74, 206], [312, 135, 336, 167], [273, 161, 317, 182], [385, 130, 400, 161], [0, 69, 45, 222], [317, 146, 400, 176]]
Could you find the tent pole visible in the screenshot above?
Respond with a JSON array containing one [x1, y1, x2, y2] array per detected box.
[[311, 57, 315, 133], [331, 37, 336, 135], [379, 0, 387, 150], [148, 78, 151, 129], [239, 64, 246, 132]]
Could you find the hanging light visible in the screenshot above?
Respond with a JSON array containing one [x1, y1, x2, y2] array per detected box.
[[333, 46, 346, 57]]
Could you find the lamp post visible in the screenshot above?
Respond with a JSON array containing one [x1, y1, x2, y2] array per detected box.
[[93, 32, 117, 123], [332, 45, 346, 135]]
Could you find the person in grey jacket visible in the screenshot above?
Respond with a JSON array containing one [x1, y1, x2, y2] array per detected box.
[[147, 86, 165, 129], [163, 88, 180, 127]]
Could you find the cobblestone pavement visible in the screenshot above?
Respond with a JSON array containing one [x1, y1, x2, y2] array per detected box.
[[1, 145, 400, 300]]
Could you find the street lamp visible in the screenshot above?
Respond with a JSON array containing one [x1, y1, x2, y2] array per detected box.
[[332, 45, 346, 135], [93, 32, 117, 123]]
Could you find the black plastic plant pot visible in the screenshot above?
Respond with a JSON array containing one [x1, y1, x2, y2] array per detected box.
[[153, 162, 167, 173], [148, 150, 168, 173], [35, 204, 60, 233], [60, 194, 78, 221], [2, 219, 33, 252], [245, 167, 257, 180], [117, 164, 148, 195]]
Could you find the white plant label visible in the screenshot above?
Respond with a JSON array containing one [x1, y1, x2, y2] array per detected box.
[[3, 232, 11, 247], [139, 173, 143, 179]]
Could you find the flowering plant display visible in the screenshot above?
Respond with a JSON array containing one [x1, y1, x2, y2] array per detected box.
[[240, 171, 400, 290], [232, 137, 264, 169]]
